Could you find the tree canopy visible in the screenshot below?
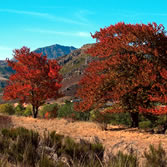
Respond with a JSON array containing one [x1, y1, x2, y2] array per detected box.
[[75, 22, 167, 127], [3, 47, 62, 118]]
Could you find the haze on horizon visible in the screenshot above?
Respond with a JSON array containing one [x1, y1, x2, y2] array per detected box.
[[0, 0, 167, 60]]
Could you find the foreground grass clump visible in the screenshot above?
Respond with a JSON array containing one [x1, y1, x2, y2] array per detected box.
[[0, 127, 104, 167], [43, 130, 104, 166], [144, 144, 167, 167], [0, 127, 40, 166], [109, 151, 138, 167]]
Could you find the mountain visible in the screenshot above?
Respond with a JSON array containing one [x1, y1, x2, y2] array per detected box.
[[34, 44, 77, 59]]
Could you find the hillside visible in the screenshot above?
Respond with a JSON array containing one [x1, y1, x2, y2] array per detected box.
[[58, 44, 93, 96], [34, 44, 77, 59], [0, 61, 14, 93]]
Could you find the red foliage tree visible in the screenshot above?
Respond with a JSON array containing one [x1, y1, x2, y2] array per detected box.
[[75, 22, 167, 127], [3, 47, 62, 118]]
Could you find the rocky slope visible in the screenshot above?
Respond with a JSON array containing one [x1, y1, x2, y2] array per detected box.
[[58, 44, 93, 96]]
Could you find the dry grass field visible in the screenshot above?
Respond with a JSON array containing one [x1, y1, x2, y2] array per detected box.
[[1, 114, 167, 164]]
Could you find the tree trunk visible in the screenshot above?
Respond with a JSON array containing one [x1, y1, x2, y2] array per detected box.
[[163, 114, 167, 133], [32, 105, 38, 118], [130, 112, 139, 128]]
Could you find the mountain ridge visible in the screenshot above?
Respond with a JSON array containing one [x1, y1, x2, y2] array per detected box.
[[34, 44, 77, 59]]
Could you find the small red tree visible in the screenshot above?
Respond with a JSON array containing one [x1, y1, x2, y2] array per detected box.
[[3, 47, 62, 118], [75, 22, 167, 127]]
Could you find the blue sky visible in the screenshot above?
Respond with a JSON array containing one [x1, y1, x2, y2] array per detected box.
[[0, 0, 167, 60]]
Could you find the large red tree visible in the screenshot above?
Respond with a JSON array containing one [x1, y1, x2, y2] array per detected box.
[[3, 47, 62, 118], [75, 22, 167, 127]]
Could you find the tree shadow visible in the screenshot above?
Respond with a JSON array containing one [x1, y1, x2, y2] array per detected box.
[[0, 115, 13, 130]]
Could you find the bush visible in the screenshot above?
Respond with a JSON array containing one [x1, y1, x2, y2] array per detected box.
[[139, 113, 158, 127], [43, 131, 64, 149], [39, 103, 59, 118], [23, 105, 32, 117], [155, 115, 167, 127], [109, 112, 131, 126], [57, 101, 90, 121], [144, 144, 167, 167], [90, 110, 113, 130], [0, 127, 40, 166], [139, 114, 167, 132], [75, 111, 90, 121], [0, 103, 15, 115], [57, 101, 75, 119], [61, 136, 104, 165], [139, 120, 153, 129], [14, 103, 25, 116]]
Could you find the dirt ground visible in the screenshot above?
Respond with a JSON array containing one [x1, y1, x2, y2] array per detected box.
[[1, 114, 167, 165]]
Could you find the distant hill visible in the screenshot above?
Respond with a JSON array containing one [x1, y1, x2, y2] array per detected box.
[[34, 44, 77, 59]]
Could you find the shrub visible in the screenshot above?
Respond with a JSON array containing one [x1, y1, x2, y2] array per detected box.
[[0, 103, 15, 115], [139, 114, 167, 132], [61, 136, 104, 165], [109, 112, 131, 126], [43, 131, 64, 149], [39, 103, 59, 118], [76, 111, 90, 121], [57, 101, 90, 121], [139, 120, 153, 129], [144, 144, 167, 167], [155, 115, 167, 127], [23, 105, 32, 116], [14, 103, 25, 116], [89, 110, 113, 130], [0, 127, 40, 166], [139, 113, 158, 127], [57, 101, 75, 119]]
